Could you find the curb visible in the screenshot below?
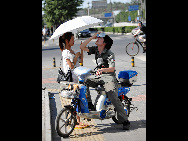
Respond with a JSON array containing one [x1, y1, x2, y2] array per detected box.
[[105, 32, 132, 35], [42, 89, 52, 141]]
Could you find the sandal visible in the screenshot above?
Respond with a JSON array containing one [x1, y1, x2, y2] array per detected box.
[[74, 122, 90, 129], [74, 125, 85, 129]]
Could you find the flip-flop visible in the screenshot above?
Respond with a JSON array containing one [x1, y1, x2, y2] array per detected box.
[[74, 123, 90, 129], [80, 122, 90, 128], [74, 125, 85, 129], [82, 124, 90, 128]]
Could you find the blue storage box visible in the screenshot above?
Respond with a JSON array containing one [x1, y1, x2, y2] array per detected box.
[[118, 70, 138, 83]]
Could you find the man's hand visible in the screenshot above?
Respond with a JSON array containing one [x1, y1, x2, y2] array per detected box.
[[96, 67, 115, 76], [91, 32, 101, 39], [96, 69, 102, 76], [80, 31, 101, 52]]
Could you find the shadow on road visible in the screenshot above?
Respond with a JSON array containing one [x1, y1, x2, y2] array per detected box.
[[71, 120, 146, 138], [95, 120, 146, 133]]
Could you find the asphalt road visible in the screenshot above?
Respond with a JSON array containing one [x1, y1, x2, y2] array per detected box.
[[42, 32, 146, 141], [42, 33, 145, 69]]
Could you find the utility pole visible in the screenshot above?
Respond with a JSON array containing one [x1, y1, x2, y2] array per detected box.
[[87, 1, 90, 16], [110, 0, 114, 27]]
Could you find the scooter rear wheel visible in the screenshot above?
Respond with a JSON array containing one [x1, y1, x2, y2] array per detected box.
[[56, 107, 76, 138], [112, 108, 120, 124]]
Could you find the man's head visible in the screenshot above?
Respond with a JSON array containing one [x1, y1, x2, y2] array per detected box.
[[95, 33, 113, 50], [138, 21, 142, 27]]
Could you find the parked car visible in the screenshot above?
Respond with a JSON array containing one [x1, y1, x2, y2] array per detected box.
[[105, 23, 112, 27], [131, 23, 146, 35], [78, 29, 91, 38]]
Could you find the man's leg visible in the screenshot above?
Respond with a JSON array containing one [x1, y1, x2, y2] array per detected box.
[[139, 35, 146, 53], [104, 82, 128, 123], [104, 81, 130, 129], [85, 76, 100, 110]]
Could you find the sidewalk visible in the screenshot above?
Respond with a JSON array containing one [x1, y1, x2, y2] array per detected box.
[[42, 68, 146, 141], [42, 36, 50, 46]]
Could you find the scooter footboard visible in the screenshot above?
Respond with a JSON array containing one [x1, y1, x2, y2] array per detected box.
[[77, 111, 100, 119], [77, 110, 115, 119]]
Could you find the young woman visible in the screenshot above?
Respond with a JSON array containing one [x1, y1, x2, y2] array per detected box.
[[59, 32, 88, 128], [59, 32, 82, 83]]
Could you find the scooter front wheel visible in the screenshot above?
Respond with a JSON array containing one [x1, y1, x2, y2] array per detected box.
[[56, 107, 76, 138]]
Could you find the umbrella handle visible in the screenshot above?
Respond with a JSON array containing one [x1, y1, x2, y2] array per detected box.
[[80, 41, 83, 66]]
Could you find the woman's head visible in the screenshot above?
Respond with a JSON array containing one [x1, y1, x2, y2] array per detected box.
[[59, 32, 74, 51]]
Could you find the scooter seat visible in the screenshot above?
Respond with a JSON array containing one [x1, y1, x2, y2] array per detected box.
[[95, 86, 105, 91]]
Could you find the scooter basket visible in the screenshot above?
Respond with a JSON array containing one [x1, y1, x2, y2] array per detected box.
[[61, 90, 78, 99]]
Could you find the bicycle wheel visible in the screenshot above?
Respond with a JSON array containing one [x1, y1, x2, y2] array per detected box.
[[126, 42, 139, 56], [56, 107, 76, 138]]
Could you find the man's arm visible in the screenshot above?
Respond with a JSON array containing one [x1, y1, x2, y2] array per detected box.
[[96, 53, 115, 75], [96, 67, 115, 76], [80, 32, 101, 52]]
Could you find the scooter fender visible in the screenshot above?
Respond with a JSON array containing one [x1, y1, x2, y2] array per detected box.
[[118, 87, 130, 96], [79, 85, 89, 113]]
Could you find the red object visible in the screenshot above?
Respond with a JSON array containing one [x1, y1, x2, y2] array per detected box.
[[122, 95, 124, 100]]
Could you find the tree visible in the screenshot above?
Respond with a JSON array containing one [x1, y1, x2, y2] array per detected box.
[[115, 11, 128, 23], [43, 0, 83, 28], [115, 10, 138, 23]]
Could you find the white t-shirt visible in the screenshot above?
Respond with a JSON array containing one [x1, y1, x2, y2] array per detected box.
[[62, 49, 80, 83], [42, 28, 47, 35]]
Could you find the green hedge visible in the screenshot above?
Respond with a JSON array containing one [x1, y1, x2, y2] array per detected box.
[[89, 26, 137, 33]]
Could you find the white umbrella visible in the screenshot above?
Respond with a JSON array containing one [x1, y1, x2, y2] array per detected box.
[[49, 16, 103, 40]]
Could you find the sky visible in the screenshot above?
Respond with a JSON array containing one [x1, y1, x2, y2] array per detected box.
[[80, 0, 131, 8]]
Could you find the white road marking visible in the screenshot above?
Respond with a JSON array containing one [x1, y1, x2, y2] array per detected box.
[[135, 55, 146, 61]]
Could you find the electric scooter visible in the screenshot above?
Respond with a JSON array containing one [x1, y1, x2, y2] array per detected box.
[[56, 66, 138, 138]]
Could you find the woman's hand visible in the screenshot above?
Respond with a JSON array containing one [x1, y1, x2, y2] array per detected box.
[[75, 52, 81, 58], [73, 52, 80, 64]]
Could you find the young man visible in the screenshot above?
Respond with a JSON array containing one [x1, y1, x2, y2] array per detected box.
[[42, 27, 47, 43], [80, 32, 130, 130], [134, 21, 146, 53]]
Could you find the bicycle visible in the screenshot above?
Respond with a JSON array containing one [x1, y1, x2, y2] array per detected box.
[[126, 35, 146, 56]]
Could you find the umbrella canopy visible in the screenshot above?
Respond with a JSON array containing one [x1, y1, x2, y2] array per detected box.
[[49, 16, 103, 40]]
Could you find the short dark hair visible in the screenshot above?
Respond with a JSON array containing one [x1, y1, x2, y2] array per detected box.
[[103, 35, 113, 50], [138, 21, 142, 25]]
